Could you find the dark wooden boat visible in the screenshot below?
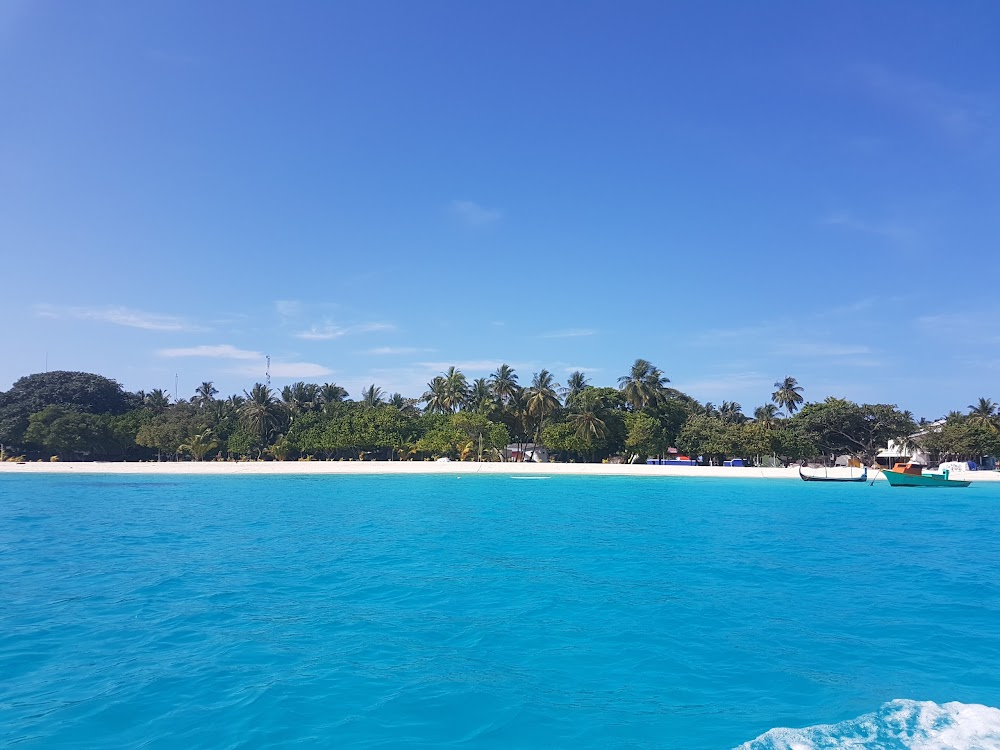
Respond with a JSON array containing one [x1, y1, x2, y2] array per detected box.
[[798, 466, 868, 483]]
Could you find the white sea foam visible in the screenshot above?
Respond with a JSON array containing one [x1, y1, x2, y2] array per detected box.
[[737, 699, 1000, 750]]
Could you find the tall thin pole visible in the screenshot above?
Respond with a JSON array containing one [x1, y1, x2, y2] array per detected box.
[[266, 355, 271, 386]]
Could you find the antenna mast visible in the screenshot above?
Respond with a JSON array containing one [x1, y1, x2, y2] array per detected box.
[[266, 355, 271, 386]]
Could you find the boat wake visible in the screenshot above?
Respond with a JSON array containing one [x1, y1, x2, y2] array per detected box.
[[737, 699, 1000, 749]]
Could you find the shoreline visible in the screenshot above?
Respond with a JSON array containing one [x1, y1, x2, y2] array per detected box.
[[1, 461, 998, 481]]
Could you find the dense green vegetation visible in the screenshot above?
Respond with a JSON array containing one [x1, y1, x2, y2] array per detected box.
[[0, 367, 997, 465]]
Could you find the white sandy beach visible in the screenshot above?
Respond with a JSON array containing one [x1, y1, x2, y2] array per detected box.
[[2, 461, 998, 481]]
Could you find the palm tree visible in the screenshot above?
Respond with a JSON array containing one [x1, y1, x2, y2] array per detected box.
[[145, 389, 171, 413], [771, 376, 804, 415], [618, 358, 669, 410], [361, 384, 384, 407], [568, 390, 607, 461], [441, 366, 469, 412], [702, 402, 719, 418], [562, 370, 590, 406], [193, 381, 218, 408], [319, 383, 349, 406], [489, 364, 520, 408], [387, 393, 420, 416], [894, 417, 920, 460], [663, 388, 699, 409], [525, 369, 561, 445], [300, 382, 320, 410], [468, 378, 495, 414], [968, 397, 998, 431], [422, 377, 450, 415], [505, 388, 531, 460], [206, 397, 235, 431], [240, 383, 281, 455], [268, 433, 292, 461], [458, 440, 476, 462], [178, 429, 218, 461], [719, 401, 745, 424], [570, 409, 608, 442], [281, 382, 320, 414], [754, 404, 782, 429]]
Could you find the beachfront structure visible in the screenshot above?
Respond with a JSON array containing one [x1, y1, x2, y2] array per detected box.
[[877, 440, 933, 467], [833, 455, 865, 468], [505, 443, 549, 463], [876, 419, 998, 469]]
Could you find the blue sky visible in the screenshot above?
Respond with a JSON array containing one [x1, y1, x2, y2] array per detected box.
[[2, 1, 998, 418]]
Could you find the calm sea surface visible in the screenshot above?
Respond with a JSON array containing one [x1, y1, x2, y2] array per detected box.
[[2, 473, 1000, 749]]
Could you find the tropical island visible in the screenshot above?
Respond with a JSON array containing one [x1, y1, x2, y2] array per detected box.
[[0, 361, 998, 469]]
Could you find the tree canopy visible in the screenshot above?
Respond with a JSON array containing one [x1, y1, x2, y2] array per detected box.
[[1, 366, 995, 467], [0, 371, 137, 446]]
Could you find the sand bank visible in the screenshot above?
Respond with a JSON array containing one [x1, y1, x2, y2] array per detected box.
[[1, 461, 998, 481]]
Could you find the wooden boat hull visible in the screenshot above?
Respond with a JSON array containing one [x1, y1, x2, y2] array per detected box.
[[882, 470, 971, 488], [799, 467, 868, 482]]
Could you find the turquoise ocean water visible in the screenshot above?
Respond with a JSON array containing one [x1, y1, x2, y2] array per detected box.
[[2, 473, 1000, 749]]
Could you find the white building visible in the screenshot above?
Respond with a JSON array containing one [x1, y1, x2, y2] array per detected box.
[[504, 443, 549, 463], [877, 420, 943, 466]]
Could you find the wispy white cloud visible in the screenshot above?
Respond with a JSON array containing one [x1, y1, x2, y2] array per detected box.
[[296, 325, 347, 341], [295, 321, 395, 340], [838, 357, 886, 368], [357, 322, 395, 334], [823, 212, 916, 243], [821, 297, 883, 317], [916, 311, 1000, 343], [852, 63, 996, 144], [158, 344, 262, 360], [348, 367, 430, 401], [241, 362, 332, 379], [772, 343, 873, 358], [564, 366, 601, 374], [450, 200, 502, 227], [210, 312, 253, 326], [687, 318, 886, 371], [539, 329, 598, 339], [275, 300, 304, 318], [365, 346, 433, 355], [688, 324, 778, 346], [35, 304, 200, 332], [916, 312, 975, 333], [671, 372, 773, 399], [417, 360, 507, 373]]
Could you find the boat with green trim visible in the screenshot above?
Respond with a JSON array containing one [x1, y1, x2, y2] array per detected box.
[[882, 463, 971, 488]]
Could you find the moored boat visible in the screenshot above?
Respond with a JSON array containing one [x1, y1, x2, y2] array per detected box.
[[881, 462, 971, 488], [799, 466, 868, 482]]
